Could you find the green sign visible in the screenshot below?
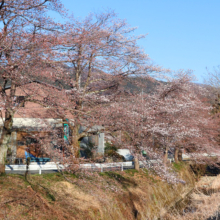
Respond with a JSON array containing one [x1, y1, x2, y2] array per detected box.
[[64, 119, 69, 143]]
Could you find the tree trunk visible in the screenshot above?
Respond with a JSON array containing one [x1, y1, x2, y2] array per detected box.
[[164, 146, 169, 164], [72, 137, 80, 158], [0, 80, 15, 174], [174, 147, 179, 163], [0, 130, 12, 174], [178, 149, 182, 162], [0, 164, 5, 174], [69, 123, 89, 160]]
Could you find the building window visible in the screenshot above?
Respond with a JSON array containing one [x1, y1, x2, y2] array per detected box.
[[26, 137, 38, 145]]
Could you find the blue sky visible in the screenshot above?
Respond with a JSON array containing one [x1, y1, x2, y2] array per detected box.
[[54, 0, 220, 83]]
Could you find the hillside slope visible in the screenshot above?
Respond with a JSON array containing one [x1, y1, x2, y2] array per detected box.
[[0, 165, 194, 220]]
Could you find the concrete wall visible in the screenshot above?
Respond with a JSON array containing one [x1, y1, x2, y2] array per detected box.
[[80, 133, 105, 156], [97, 133, 104, 155]]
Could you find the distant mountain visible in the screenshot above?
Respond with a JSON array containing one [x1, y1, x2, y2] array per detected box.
[[120, 76, 166, 94]]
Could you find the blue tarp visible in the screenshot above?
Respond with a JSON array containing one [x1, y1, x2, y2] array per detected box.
[[25, 151, 50, 162], [25, 151, 36, 159]]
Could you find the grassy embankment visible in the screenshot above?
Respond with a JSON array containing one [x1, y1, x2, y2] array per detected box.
[[164, 165, 220, 220], [0, 163, 195, 220]]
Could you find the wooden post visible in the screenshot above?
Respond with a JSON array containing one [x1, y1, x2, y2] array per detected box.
[[134, 157, 139, 171], [178, 149, 183, 162]]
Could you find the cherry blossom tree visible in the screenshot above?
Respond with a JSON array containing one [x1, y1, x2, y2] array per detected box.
[[98, 72, 218, 181], [0, 4, 164, 172], [0, 0, 65, 173], [205, 66, 220, 94], [0, 1, 216, 182], [43, 11, 164, 160], [150, 73, 216, 163]]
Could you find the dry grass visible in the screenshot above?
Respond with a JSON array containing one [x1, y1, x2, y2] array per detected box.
[[165, 191, 220, 220], [164, 174, 220, 220], [0, 164, 195, 220], [0, 175, 67, 220]]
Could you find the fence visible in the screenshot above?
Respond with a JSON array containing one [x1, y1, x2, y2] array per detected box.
[[79, 162, 135, 172], [5, 160, 160, 175]]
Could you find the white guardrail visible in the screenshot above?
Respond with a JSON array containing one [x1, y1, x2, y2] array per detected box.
[[5, 153, 220, 173], [5, 161, 141, 174], [8, 155, 209, 174], [5, 162, 64, 173]]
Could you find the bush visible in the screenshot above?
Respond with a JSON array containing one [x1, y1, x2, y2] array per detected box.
[[105, 142, 124, 162], [190, 163, 207, 178]]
